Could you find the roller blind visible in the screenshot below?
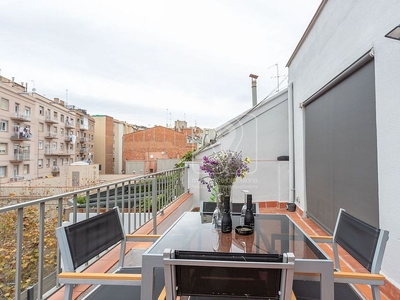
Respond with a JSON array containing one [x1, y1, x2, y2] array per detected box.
[[304, 57, 378, 232]]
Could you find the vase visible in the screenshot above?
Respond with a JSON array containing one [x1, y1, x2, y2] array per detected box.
[[218, 184, 232, 211]]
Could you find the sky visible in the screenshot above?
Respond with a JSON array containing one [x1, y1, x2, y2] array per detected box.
[[0, 0, 321, 129]]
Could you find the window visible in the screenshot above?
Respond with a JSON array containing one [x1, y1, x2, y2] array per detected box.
[[38, 122, 44, 132], [53, 111, 58, 119], [60, 128, 64, 136], [52, 142, 57, 150], [24, 107, 31, 117], [1, 98, 9, 111], [52, 159, 57, 166], [23, 164, 29, 175], [60, 143, 64, 151], [14, 103, 20, 114], [39, 106, 44, 116], [0, 143, 7, 154], [53, 126, 57, 134], [0, 120, 8, 131], [46, 159, 50, 168], [60, 114, 64, 122], [38, 159, 43, 168], [38, 140, 43, 150], [0, 166, 6, 177]]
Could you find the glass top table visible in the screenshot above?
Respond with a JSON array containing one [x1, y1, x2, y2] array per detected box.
[[141, 212, 334, 300]]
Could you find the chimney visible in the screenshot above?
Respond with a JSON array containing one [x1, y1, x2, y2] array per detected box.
[[249, 74, 258, 107]]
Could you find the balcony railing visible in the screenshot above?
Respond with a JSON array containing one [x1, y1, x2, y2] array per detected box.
[[10, 153, 31, 162], [45, 115, 58, 124], [10, 113, 31, 122], [10, 133, 32, 141], [0, 167, 188, 300], [79, 123, 89, 130], [64, 121, 74, 129], [44, 132, 58, 139]]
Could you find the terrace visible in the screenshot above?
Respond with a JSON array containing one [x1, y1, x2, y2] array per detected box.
[[0, 163, 398, 300]]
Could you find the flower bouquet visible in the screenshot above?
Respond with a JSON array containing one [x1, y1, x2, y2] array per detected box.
[[200, 150, 250, 198], [199, 150, 250, 227]]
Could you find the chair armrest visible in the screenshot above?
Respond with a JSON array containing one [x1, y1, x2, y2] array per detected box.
[[291, 290, 297, 300], [157, 286, 166, 300], [58, 272, 142, 285], [126, 234, 161, 242], [334, 271, 385, 285], [309, 235, 333, 243]]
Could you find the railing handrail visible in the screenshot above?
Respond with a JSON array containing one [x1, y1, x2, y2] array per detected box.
[[0, 166, 187, 213]]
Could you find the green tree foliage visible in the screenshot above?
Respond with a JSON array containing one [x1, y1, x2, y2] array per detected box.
[[174, 150, 194, 168], [0, 206, 58, 298]]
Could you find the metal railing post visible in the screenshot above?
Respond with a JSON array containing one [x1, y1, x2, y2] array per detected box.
[[152, 178, 157, 234]]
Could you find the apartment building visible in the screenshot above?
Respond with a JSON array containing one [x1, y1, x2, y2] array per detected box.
[[71, 107, 95, 163], [92, 115, 142, 174], [0, 75, 94, 183], [92, 115, 115, 174]]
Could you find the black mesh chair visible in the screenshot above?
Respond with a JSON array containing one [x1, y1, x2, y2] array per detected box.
[[163, 248, 295, 300], [294, 208, 389, 300], [56, 207, 160, 300]]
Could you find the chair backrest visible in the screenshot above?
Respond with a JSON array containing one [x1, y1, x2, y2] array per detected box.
[[333, 208, 389, 273], [163, 249, 295, 300], [56, 207, 126, 271]]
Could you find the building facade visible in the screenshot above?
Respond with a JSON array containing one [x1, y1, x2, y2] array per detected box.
[[0, 76, 80, 182], [71, 107, 95, 163], [287, 0, 400, 289], [123, 125, 192, 174], [92, 115, 114, 174]]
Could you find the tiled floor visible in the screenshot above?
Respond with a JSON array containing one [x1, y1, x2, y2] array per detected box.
[[48, 198, 398, 300]]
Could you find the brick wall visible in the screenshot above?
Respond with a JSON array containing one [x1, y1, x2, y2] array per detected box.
[[123, 126, 191, 172]]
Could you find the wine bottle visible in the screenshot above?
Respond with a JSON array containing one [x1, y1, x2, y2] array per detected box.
[[221, 195, 232, 233], [244, 194, 254, 228]]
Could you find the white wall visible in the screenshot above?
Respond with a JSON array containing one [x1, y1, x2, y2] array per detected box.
[[288, 0, 400, 288], [194, 91, 289, 205]]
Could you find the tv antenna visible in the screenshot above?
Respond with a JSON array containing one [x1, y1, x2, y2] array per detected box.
[[268, 64, 280, 92]]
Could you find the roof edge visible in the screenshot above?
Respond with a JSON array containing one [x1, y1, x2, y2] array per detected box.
[[286, 0, 328, 67]]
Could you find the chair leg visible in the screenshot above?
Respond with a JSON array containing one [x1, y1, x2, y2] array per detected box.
[[64, 284, 73, 300], [371, 285, 381, 300]]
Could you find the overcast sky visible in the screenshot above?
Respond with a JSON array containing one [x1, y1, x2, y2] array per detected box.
[[0, 0, 321, 129]]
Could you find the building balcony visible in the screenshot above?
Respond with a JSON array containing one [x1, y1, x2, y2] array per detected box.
[[44, 150, 73, 156], [9, 153, 31, 163], [79, 124, 89, 131], [10, 113, 31, 122], [80, 137, 87, 142], [10, 133, 32, 141], [44, 132, 58, 139], [65, 135, 73, 142], [45, 115, 58, 124], [64, 121, 75, 129], [79, 147, 88, 153]]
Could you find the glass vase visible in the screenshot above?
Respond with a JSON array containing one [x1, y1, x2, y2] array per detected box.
[[212, 193, 223, 228]]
